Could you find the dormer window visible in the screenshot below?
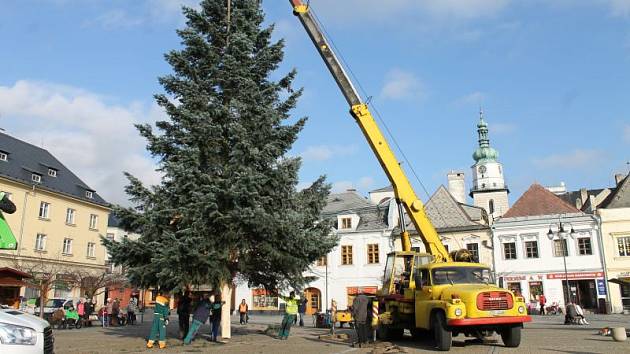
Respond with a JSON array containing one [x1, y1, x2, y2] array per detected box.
[[85, 191, 93, 199], [32, 173, 42, 183], [48, 168, 57, 177], [0, 152, 7, 161], [341, 217, 352, 229]]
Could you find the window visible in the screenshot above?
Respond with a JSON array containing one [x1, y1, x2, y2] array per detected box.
[[503, 242, 517, 260], [524, 241, 539, 258], [89, 214, 98, 229], [0, 152, 7, 161], [553, 239, 568, 257], [48, 168, 57, 177], [62, 238, 73, 255], [38, 201, 50, 219], [35, 234, 46, 251], [618, 237, 630, 257], [316, 256, 327, 267], [577, 238, 592, 255], [85, 191, 93, 199], [32, 174, 42, 183], [341, 217, 352, 229], [341, 245, 353, 265], [87, 242, 96, 258], [65, 208, 75, 225], [367, 244, 379, 264], [466, 243, 479, 261], [489, 200, 495, 214]]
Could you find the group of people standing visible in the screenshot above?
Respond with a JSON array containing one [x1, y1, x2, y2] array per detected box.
[[101, 295, 139, 327]]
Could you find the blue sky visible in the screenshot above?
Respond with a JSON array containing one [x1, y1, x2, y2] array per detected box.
[[1, 0, 629, 205]]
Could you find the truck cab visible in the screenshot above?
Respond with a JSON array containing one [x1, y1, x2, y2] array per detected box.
[[378, 252, 531, 350]]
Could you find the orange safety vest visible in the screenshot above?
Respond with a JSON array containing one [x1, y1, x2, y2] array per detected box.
[[239, 303, 248, 313]]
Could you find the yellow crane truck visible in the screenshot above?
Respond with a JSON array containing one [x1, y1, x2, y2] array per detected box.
[[289, 1, 531, 350]]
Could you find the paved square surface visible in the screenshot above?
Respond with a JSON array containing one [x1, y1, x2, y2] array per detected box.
[[52, 313, 630, 353]]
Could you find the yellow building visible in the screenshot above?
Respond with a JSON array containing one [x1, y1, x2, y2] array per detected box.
[[596, 174, 630, 313], [0, 132, 110, 303]]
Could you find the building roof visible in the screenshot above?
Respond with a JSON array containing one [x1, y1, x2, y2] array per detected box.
[[600, 173, 630, 209], [108, 214, 122, 228], [323, 191, 373, 214], [370, 185, 394, 193], [0, 132, 107, 207], [407, 185, 488, 233], [503, 184, 580, 218]]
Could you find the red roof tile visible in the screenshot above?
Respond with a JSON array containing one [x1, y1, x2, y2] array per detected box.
[[503, 184, 581, 218]]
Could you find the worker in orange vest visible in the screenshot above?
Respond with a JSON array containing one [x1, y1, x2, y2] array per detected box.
[[239, 299, 248, 325]]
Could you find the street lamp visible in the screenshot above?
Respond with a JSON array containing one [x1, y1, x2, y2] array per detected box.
[[547, 220, 576, 306]]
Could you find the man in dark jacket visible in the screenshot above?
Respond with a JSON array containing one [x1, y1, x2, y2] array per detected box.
[[352, 292, 370, 348], [177, 291, 192, 339], [183, 294, 211, 344], [298, 297, 308, 327], [210, 294, 225, 342]]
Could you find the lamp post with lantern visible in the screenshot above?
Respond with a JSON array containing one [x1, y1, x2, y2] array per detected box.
[[547, 219, 576, 306]]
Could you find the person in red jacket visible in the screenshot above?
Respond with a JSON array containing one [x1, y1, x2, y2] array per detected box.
[[539, 294, 546, 315]]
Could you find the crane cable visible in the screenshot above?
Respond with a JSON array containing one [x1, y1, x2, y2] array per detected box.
[[308, 3, 453, 232]]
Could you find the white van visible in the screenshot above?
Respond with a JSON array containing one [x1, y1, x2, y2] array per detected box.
[[0, 306, 53, 354]]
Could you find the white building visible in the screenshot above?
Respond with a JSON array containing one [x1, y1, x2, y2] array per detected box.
[[493, 184, 606, 312]]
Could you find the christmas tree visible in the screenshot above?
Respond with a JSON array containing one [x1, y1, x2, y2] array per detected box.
[[104, 0, 337, 336]]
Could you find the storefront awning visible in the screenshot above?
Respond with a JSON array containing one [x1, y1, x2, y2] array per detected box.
[[0, 279, 30, 287], [608, 278, 630, 285]]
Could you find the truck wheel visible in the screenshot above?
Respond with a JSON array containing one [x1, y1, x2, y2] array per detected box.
[[432, 312, 452, 351], [501, 326, 521, 348]]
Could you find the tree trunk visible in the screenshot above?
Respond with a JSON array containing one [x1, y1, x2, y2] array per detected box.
[[39, 285, 48, 318], [220, 281, 232, 339]]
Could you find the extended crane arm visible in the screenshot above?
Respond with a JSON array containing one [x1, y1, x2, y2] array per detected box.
[[290, 1, 451, 262]]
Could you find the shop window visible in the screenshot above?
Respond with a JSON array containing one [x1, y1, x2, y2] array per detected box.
[[524, 241, 539, 259], [252, 288, 278, 310], [507, 282, 522, 296], [529, 281, 544, 303], [577, 238, 592, 255], [553, 239, 568, 257], [621, 283, 630, 311], [503, 242, 517, 260]]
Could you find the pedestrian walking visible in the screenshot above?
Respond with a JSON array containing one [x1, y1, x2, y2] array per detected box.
[[239, 299, 248, 325], [277, 291, 299, 340], [210, 294, 225, 342], [127, 295, 138, 325], [177, 291, 192, 339], [352, 292, 370, 347], [298, 297, 307, 327], [85, 300, 94, 327], [183, 294, 211, 345], [147, 294, 170, 349], [539, 293, 546, 315], [104, 298, 113, 327]]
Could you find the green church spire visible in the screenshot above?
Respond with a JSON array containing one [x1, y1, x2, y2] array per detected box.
[[472, 110, 499, 163]]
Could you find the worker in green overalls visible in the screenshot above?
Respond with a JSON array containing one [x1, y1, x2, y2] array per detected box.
[[0, 191, 17, 250], [147, 294, 170, 349], [278, 291, 299, 340]]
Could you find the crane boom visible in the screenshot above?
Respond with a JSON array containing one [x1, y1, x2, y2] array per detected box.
[[290, 1, 451, 262]]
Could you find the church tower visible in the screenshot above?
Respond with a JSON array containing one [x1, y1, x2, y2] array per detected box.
[[470, 111, 509, 220]]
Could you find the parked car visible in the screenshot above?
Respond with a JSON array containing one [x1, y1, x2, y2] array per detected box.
[[0, 305, 53, 354], [26, 298, 73, 321]]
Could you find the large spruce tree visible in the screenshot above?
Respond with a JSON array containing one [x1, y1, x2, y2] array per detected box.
[[104, 0, 336, 304]]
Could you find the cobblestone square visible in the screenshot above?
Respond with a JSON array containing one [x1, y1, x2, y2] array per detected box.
[[52, 313, 630, 354]]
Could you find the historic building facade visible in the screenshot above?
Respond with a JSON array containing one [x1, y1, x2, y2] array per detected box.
[[493, 184, 606, 312], [0, 132, 110, 303]]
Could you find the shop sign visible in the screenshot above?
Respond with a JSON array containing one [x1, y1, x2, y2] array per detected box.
[[347, 286, 378, 295], [546, 272, 603, 280], [597, 279, 607, 295], [503, 276, 526, 281]]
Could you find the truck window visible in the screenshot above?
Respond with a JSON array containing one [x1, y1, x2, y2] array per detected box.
[[432, 267, 492, 285]]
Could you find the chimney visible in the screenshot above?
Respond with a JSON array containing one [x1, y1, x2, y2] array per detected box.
[[346, 188, 357, 192], [447, 171, 466, 204], [580, 188, 588, 207], [615, 174, 625, 186]]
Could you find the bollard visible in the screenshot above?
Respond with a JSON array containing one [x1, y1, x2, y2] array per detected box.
[[371, 300, 378, 342], [612, 327, 627, 342]]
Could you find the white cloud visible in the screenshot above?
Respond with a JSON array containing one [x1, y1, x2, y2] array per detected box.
[[84, 9, 144, 30], [82, 0, 200, 30], [380, 69, 424, 101], [532, 149, 606, 169], [455, 91, 486, 106], [331, 176, 375, 193], [608, 0, 630, 16], [0, 80, 162, 205], [300, 145, 357, 162], [309, 0, 510, 24]]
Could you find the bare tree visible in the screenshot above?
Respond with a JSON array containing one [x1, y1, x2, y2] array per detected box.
[[12, 254, 75, 318], [70, 270, 126, 301]]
